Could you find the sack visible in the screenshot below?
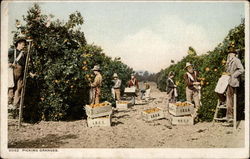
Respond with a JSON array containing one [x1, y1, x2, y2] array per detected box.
[[215, 75, 230, 94], [8, 67, 14, 88]]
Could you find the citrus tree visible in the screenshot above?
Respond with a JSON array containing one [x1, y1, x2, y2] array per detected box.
[[11, 4, 133, 122], [157, 20, 245, 121]]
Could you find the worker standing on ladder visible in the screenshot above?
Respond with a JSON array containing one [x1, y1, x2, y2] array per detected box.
[[8, 37, 27, 118], [220, 46, 244, 123]]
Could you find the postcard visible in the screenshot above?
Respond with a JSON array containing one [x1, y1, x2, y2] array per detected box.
[[1, 1, 249, 158]]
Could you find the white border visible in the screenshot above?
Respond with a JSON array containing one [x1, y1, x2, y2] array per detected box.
[[1, 1, 249, 159]]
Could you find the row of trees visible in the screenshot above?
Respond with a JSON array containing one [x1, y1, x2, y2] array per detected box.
[[134, 71, 159, 82], [156, 20, 245, 121], [12, 4, 133, 122]]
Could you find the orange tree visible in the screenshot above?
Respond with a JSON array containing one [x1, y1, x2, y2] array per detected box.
[[12, 4, 133, 122], [157, 20, 245, 121]]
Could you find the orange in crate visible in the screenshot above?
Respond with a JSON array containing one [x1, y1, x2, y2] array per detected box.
[[116, 100, 131, 110], [169, 101, 194, 116], [142, 107, 164, 121], [89, 102, 110, 108], [144, 107, 160, 114], [175, 102, 192, 107], [85, 101, 112, 118], [117, 101, 129, 104]]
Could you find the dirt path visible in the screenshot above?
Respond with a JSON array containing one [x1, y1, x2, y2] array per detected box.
[[8, 82, 245, 148]]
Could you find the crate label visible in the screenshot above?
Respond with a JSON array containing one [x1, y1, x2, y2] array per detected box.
[[151, 113, 160, 118], [177, 119, 189, 123]]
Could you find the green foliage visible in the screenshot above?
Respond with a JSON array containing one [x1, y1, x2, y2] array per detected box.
[[187, 46, 197, 56], [13, 4, 133, 122], [157, 21, 245, 121]]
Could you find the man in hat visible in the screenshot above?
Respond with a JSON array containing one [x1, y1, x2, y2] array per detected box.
[[184, 62, 201, 117], [221, 47, 244, 122], [8, 38, 27, 109], [112, 73, 122, 101], [128, 74, 139, 89], [90, 65, 102, 104]]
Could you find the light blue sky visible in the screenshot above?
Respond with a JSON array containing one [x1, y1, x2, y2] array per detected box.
[[8, 1, 245, 72]]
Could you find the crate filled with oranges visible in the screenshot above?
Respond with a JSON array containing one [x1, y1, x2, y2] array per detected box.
[[116, 100, 132, 110], [87, 114, 112, 127], [141, 107, 165, 121], [85, 101, 112, 118], [169, 101, 194, 117]]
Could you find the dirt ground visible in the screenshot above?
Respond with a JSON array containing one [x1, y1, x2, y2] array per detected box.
[[8, 82, 245, 148]]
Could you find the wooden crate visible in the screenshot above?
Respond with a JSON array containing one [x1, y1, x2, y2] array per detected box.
[[124, 87, 136, 93], [87, 115, 111, 127], [170, 115, 194, 125], [120, 96, 135, 106], [141, 107, 165, 121], [116, 101, 131, 110], [169, 101, 194, 116], [85, 102, 112, 118]]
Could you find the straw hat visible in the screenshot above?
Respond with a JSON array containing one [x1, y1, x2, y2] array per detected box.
[[185, 62, 193, 69], [92, 65, 100, 71], [168, 71, 175, 77], [227, 46, 237, 54], [15, 37, 27, 47], [113, 73, 118, 78]]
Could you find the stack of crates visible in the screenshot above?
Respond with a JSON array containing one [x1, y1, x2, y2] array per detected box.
[[85, 101, 112, 127], [169, 101, 194, 125]]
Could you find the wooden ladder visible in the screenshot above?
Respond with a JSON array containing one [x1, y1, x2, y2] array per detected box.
[[213, 90, 237, 130]]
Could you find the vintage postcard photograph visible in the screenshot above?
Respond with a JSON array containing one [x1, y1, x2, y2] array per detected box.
[[1, 0, 249, 158]]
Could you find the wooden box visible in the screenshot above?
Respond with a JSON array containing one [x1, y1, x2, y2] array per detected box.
[[87, 115, 111, 127], [169, 101, 194, 116], [85, 101, 112, 118], [116, 101, 131, 110], [170, 115, 194, 125], [141, 107, 165, 121], [124, 87, 136, 93]]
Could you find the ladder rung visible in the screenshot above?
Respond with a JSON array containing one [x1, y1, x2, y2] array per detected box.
[[214, 117, 227, 121], [218, 105, 227, 109]]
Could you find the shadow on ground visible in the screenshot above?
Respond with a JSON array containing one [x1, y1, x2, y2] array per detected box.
[[8, 134, 78, 148]]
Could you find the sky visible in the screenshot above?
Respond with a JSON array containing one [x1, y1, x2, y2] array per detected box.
[[7, 1, 245, 73]]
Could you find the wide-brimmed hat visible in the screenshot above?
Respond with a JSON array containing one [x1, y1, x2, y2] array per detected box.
[[113, 73, 118, 78], [185, 62, 193, 69], [227, 46, 237, 54], [92, 65, 100, 71], [168, 71, 175, 77], [15, 37, 27, 47]]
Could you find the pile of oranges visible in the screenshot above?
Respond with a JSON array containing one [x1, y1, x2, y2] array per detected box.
[[89, 102, 109, 108], [144, 107, 160, 114], [117, 101, 129, 104], [174, 102, 191, 107]]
